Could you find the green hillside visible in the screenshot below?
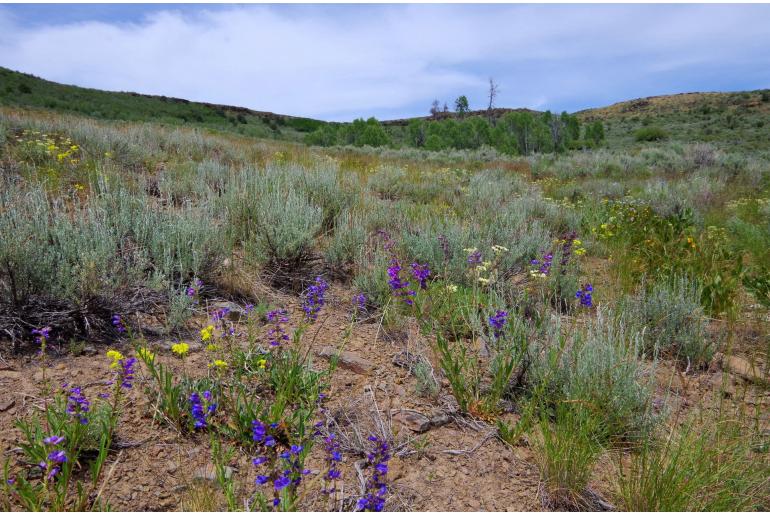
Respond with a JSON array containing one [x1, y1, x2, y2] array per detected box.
[[579, 91, 770, 152], [2, 66, 769, 153], [0, 66, 324, 140]]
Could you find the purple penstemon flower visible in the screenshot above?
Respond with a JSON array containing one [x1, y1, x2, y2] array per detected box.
[[65, 386, 90, 425], [212, 307, 230, 324], [322, 433, 343, 492], [302, 276, 329, 322], [266, 309, 290, 347], [274, 474, 291, 491], [352, 293, 367, 317], [39, 446, 68, 480], [576, 284, 594, 308], [32, 326, 51, 344], [387, 259, 416, 305], [488, 310, 509, 339], [190, 390, 216, 429], [43, 435, 64, 446], [357, 435, 391, 512], [411, 263, 431, 290], [117, 357, 137, 389], [467, 249, 483, 266], [112, 314, 126, 334]]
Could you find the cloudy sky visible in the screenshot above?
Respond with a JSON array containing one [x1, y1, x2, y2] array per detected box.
[[1, 3, 769, 121]]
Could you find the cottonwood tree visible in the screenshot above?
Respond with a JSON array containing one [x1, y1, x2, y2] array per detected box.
[[455, 95, 469, 118]]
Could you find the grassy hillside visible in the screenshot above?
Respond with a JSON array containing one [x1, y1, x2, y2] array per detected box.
[[2, 66, 769, 153], [0, 66, 324, 140], [580, 90, 770, 152]]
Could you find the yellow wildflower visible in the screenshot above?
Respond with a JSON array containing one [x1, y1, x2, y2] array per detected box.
[[171, 342, 190, 358], [478, 277, 490, 285], [136, 347, 155, 362], [206, 343, 218, 352], [574, 248, 586, 256], [107, 349, 124, 369], [257, 358, 267, 369], [200, 325, 215, 342], [446, 284, 458, 293], [209, 359, 228, 370]]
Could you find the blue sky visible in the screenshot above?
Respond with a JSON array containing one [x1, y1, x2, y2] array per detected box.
[[1, 3, 769, 121]]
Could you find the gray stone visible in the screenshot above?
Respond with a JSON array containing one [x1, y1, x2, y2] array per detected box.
[[210, 301, 247, 322]]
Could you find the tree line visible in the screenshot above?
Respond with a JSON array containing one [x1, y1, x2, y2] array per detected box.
[[305, 110, 605, 155]]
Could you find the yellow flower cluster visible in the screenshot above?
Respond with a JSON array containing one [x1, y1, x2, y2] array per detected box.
[[171, 342, 190, 358], [136, 347, 155, 362], [106, 349, 124, 369], [15, 130, 81, 165], [200, 325, 215, 342], [209, 359, 228, 370]]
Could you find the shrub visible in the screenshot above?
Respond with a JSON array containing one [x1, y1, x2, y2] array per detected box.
[[634, 126, 668, 142], [626, 277, 712, 368], [323, 209, 367, 277], [528, 310, 658, 443]]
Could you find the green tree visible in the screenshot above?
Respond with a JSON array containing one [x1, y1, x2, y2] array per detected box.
[[455, 95, 470, 118], [408, 119, 426, 147], [584, 120, 606, 146]]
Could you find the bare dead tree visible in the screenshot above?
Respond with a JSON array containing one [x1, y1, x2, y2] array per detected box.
[[429, 99, 440, 118], [487, 77, 499, 125]]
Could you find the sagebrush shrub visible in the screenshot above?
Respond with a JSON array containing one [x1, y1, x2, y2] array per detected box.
[[626, 277, 712, 368], [528, 310, 658, 443]]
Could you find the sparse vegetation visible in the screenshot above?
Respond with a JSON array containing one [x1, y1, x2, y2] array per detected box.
[[0, 72, 768, 512]]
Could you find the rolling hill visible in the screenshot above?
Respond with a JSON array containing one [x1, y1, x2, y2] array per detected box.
[[2, 66, 769, 151]]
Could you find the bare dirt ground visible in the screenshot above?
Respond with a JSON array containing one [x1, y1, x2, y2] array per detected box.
[[1, 285, 768, 511]]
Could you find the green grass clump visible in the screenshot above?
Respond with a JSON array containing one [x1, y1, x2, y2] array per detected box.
[[533, 401, 606, 510], [614, 416, 770, 511]]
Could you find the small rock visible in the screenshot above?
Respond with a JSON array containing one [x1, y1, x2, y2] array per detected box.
[[722, 354, 765, 384], [27, 467, 42, 480], [429, 413, 452, 428], [83, 346, 97, 356], [391, 409, 432, 433], [210, 301, 246, 322], [388, 456, 406, 480], [166, 461, 178, 473], [0, 398, 15, 412], [318, 347, 373, 375]]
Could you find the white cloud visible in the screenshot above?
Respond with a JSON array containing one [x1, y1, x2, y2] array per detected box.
[[1, 4, 769, 120]]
